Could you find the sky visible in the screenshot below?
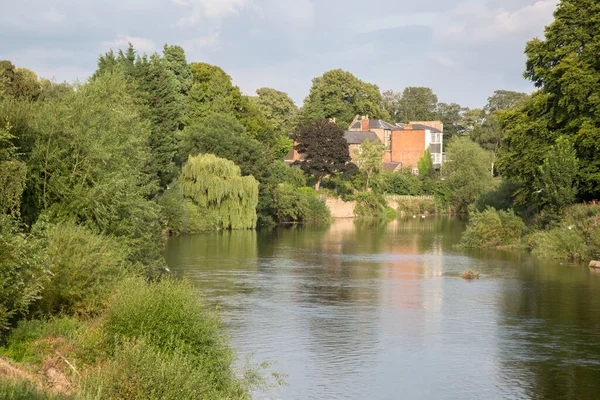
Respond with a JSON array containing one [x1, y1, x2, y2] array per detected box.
[[0, 0, 558, 108]]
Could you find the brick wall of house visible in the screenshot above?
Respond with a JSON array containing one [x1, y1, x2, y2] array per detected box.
[[390, 129, 426, 167]]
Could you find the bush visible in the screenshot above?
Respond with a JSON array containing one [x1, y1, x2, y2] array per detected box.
[[396, 198, 437, 216], [82, 339, 247, 400], [373, 170, 422, 195], [0, 379, 68, 400], [0, 216, 47, 334], [35, 223, 130, 315], [353, 192, 396, 219], [102, 277, 246, 396], [475, 179, 520, 212], [159, 183, 219, 234], [528, 204, 600, 261], [272, 184, 330, 224], [460, 207, 527, 248]]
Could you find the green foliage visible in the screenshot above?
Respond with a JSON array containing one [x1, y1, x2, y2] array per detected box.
[[396, 198, 438, 216], [0, 216, 47, 334], [178, 154, 259, 231], [533, 136, 579, 215], [475, 179, 520, 212], [301, 69, 388, 127], [500, 0, 600, 200], [444, 136, 493, 213], [373, 170, 423, 196], [272, 184, 330, 224], [353, 192, 396, 219], [0, 379, 68, 400], [293, 119, 353, 189], [417, 148, 434, 177], [460, 208, 527, 249], [36, 222, 130, 315], [528, 204, 600, 261], [101, 277, 247, 397], [396, 87, 438, 123], [0, 61, 42, 101], [163, 44, 192, 95], [26, 72, 164, 268], [353, 139, 385, 190]]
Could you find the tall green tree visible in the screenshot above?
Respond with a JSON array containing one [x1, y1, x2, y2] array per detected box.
[[485, 90, 529, 113], [533, 136, 579, 214], [353, 139, 385, 190], [301, 69, 389, 127], [501, 0, 600, 199], [178, 154, 259, 230], [293, 119, 353, 190], [397, 87, 438, 123], [435, 102, 464, 139], [444, 137, 493, 213], [163, 44, 193, 95], [26, 72, 164, 267], [417, 148, 434, 177]]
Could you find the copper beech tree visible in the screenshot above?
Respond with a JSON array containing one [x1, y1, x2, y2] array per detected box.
[[293, 119, 355, 190]]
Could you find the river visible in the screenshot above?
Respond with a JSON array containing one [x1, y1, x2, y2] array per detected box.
[[165, 217, 600, 400]]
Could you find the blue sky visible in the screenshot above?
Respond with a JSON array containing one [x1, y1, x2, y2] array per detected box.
[[0, 0, 557, 108]]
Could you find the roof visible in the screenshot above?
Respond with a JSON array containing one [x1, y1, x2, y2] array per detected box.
[[343, 131, 380, 145], [383, 162, 402, 171], [349, 119, 397, 131], [392, 123, 443, 133]]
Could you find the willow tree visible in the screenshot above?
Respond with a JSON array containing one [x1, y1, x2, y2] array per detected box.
[[180, 154, 258, 230]]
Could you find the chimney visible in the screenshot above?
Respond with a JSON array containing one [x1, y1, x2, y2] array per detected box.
[[361, 115, 369, 132]]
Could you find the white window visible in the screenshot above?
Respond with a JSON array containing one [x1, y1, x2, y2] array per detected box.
[[412, 167, 419, 176], [432, 153, 442, 164], [431, 132, 441, 143], [384, 130, 391, 150]]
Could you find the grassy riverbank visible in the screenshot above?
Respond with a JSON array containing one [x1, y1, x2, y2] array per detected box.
[[460, 204, 600, 263]]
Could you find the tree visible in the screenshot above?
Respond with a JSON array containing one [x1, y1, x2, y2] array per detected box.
[[252, 88, 298, 135], [0, 121, 26, 217], [397, 87, 438, 123], [444, 137, 493, 213], [293, 119, 353, 190], [26, 72, 164, 267], [179, 154, 259, 230], [353, 139, 385, 190], [504, 0, 600, 199], [301, 69, 389, 127], [435, 102, 465, 139], [485, 90, 528, 113], [0, 61, 42, 101], [382, 90, 402, 122], [187, 62, 243, 123], [417, 148, 434, 177], [533, 136, 579, 214], [135, 53, 184, 188], [163, 44, 192, 95]]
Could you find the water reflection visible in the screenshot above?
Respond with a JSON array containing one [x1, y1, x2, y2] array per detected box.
[[166, 218, 600, 399]]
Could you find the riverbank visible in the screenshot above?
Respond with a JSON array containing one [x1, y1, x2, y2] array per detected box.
[[460, 203, 600, 263]]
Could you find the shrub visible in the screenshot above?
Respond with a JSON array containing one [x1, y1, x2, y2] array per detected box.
[[396, 198, 437, 216], [353, 192, 396, 219], [373, 170, 422, 196], [82, 339, 247, 400], [460, 207, 527, 248], [35, 222, 130, 315], [528, 204, 600, 261], [0, 216, 47, 334], [0, 379, 68, 400], [102, 277, 246, 396], [272, 184, 330, 224]]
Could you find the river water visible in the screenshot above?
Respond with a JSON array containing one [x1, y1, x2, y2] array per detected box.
[[165, 217, 600, 399]]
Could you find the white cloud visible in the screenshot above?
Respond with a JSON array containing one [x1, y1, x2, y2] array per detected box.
[[173, 0, 248, 25], [433, 55, 456, 68], [182, 31, 221, 51], [440, 0, 557, 44], [103, 35, 157, 54]]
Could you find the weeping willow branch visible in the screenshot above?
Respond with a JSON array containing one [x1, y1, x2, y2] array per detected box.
[[180, 154, 259, 230]]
